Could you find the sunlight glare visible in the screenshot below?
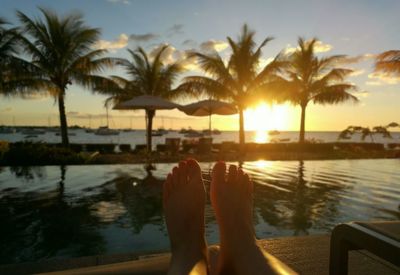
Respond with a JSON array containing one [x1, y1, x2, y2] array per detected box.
[[254, 129, 269, 143], [254, 159, 274, 169], [245, 103, 290, 132]]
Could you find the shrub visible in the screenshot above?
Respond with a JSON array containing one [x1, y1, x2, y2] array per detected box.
[[1, 142, 87, 165], [119, 144, 132, 152]]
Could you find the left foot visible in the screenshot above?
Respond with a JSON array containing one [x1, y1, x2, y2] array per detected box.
[[163, 159, 209, 275]]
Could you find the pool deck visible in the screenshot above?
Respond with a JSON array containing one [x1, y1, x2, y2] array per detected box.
[[1, 235, 399, 275]]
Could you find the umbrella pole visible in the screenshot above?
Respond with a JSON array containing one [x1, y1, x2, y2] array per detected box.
[[209, 114, 211, 133], [209, 114, 212, 137]]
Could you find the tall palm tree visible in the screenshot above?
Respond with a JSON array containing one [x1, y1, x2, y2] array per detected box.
[[375, 50, 400, 75], [178, 24, 284, 149], [0, 17, 34, 95], [0, 17, 18, 93], [278, 38, 358, 143], [16, 8, 115, 146], [110, 45, 183, 153]]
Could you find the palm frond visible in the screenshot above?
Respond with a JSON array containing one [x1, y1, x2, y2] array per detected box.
[[375, 50, 400, 75], [178, 76, 232, 100], [312, 84, 358, 105]]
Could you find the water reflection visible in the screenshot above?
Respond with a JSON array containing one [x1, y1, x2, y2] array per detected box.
[[0, 166, 106, 265], [113, 169, 164, 234], [0, 159, 399, 265], [248, 160, 350, 236], [9, 166, 45, 181]]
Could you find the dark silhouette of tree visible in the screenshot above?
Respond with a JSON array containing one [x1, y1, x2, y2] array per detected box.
[[178, 24, 284, 150], [108, 45, 183, 153], [277, 38, 358, 143], [16, 8, 116, 146]]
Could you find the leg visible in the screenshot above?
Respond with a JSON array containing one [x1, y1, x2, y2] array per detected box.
[[163, 159, 209, 275], [211, 161, 297, 275]]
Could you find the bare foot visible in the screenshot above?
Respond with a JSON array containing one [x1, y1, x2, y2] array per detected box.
[[163, 159, 209, 275], [211, 161, 296, 275]]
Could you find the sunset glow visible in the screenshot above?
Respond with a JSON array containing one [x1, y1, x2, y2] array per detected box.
[[245, 103, 291, 132]]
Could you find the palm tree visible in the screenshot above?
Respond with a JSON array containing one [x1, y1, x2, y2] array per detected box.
[[279, 38, 358, 143], [375, 50, 400, 75], [16, 8, 115, 146], [0, 17, 18, 93], [110, 45, 183, 153], [0, 17, 34, 95], [178, 24, 284, 149]]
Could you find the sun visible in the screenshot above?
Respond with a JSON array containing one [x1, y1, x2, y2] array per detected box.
[[244, 103, 290, 143]]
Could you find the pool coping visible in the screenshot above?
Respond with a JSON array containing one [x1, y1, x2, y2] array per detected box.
[[1, 234, 399, 275]]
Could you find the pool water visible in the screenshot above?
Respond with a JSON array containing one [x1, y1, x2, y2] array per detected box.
[[0, 159, 399, 265]]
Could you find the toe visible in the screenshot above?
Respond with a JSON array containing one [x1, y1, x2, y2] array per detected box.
[[212, 161, 226, 184], [172, 166, 179, 186], [178, 160, 188, 184], [163, 173, 172, 208], [227, 164, 238, 184], [187, 158, 202, 183], [237, 168, 246, 190], [245, 174, 253, 194]]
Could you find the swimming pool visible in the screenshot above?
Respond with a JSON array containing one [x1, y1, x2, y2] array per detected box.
[[0, 159, 399, 265]]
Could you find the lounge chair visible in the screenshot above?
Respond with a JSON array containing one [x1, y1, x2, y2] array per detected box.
[[197, 137, 212, 154], [165, 138, 181, 153], [329, 221, 400, 275]]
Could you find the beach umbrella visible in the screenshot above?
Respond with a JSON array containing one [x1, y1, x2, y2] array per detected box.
[[179, 99, 237, 134], [114, 95, 180, 152]]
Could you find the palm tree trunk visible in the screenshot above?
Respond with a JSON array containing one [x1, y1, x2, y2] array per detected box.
[[58, 92, 69, 147], [299, 104, 306, 144], [146, 109, 155, 153], [239, 107, 245, 149]]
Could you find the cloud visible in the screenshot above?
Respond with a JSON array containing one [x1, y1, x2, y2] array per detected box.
[[148, 43, 177, 64], [365, 81, 383, 86], [284, 40, 333, 54], [367, 71, 400, 86], [167, 24, 184, 36], [0, 107, 12, 112], [258, 57, 274, 70], [106, 0, 130, 5], [129, 33, 159, 43], [350, 69, 365, 77], [283, 45, 296, 55], [338, 53, 376, 64], [182, 39, 197, 47], [67, 111, 80, 116], [199, 40, 229, 52], [94, 33, 128, 52], [147, 43, 200, 71], [352, 90, 369, 98], [314, 40, 332, 53], [66, 111, 108, 119], [20, 93, 48, 100]]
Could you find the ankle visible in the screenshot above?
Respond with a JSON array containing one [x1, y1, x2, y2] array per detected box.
[[171, 237, 208, 257]]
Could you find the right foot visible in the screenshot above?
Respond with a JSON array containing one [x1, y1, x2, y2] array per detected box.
[[211, 161, 296, 275], [211, 162, 255, 254]]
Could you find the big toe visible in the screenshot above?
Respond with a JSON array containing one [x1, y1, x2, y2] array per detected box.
[[187, 158, 202, 180], [212, 161, 226, 184]]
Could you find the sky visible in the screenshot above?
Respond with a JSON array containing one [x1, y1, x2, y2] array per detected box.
[[0, 0, 399, 131]]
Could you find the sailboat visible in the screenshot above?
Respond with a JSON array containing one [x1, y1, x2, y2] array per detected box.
[[95, 106, 119, 136]]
